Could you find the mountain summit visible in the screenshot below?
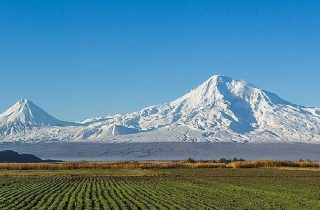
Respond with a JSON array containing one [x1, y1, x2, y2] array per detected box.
[[0, 75, 320, 143]]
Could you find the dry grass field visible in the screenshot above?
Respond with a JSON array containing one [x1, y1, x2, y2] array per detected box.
[[0, 159, 318, 170]]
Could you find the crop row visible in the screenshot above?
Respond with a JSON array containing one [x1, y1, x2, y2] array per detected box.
[[1, 172, 320, 210], [0, 176, 222, 210]]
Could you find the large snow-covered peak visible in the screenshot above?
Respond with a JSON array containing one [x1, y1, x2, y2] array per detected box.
[[171, 74, 286, 108], [115, 74, 319, 138], [0, 99, 73, 128]]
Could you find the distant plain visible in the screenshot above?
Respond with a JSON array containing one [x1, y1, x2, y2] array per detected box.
[[1, 142, 319, 161]]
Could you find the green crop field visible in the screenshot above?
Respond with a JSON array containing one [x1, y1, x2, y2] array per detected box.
[[0, 168, 319, 210]]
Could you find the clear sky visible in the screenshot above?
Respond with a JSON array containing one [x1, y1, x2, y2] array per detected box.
[[0, 0, 320, 121]]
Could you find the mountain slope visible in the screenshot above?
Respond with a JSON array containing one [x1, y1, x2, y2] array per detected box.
[[0, 75, 320, 143]]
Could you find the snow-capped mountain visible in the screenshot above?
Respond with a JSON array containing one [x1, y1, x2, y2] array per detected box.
[[1, 75, 320, 143], [0, 99, 78, 137]]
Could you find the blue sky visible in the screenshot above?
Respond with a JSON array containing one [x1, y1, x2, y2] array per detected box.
[[0, 0, 320, 121]]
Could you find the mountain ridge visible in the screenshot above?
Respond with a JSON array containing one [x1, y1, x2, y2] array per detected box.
[[1, 75, 320, 143]]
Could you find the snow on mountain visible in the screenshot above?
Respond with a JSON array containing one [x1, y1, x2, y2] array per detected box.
[[1, 75, 320, 143], [0, 99, 78, 137]]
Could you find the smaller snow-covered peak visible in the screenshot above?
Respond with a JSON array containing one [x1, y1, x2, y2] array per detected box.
[[0, 99, 37, 120], [8, 99, 37, 112], [9, 98, 32, 110], [0, 99, 74, 127], [17, 98, 30, 105]]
